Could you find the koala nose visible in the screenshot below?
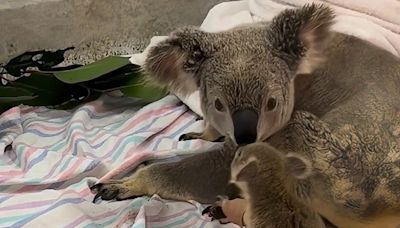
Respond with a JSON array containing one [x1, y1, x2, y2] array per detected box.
[[232, 109, 258, 144]]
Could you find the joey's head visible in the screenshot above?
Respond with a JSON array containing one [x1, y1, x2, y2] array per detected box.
[[230, 142, 312, 189], [144, 4, 334, 144], [231, 143, 325, 228]]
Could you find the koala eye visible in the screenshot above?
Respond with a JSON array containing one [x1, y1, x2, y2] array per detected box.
[[192, 50, 203, 61], [214, 98, 225, 112], [266, 97, 277, 111], [186, 50, 204, 68]]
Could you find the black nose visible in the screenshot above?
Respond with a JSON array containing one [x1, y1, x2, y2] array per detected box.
[[232, 109, 258, 144]]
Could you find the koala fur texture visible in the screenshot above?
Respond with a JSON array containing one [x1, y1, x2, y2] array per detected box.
[[144, 3, 334, 144], [91, 3, 400, 227], [227, 143, 325, 228]]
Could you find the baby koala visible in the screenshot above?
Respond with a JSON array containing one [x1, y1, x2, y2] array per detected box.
[[221, 143, 326, 228]]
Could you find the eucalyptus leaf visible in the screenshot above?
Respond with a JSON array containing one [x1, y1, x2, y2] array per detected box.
[[1, 53, 167, 114], [83, 65, 141, 91], [120, 74, 167, 102], [0, 86, 34, 97], [0, 87, 38, 103], [53, 56, 131, 84], [0, 86, 36, 113], [39, 64, 83, 72], [0, 96, 38, 102], [6, 73, 91, 106]]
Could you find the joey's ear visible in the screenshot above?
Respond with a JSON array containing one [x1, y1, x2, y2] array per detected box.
[[143, 27, 212, 96], [284, 153, 312, 180], [267, 3, 335, 75], [235, 158, 258, 181]]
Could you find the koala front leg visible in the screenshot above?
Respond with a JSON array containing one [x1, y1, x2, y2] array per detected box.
[[179, 122, 224, 142], [91, 143, 239, 203]]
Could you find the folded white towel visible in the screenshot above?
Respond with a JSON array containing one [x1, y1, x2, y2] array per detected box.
[[129, 0, 400, 117]]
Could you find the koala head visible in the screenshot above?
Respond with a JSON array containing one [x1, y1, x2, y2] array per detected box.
[[230, 142, 312, 185], [144, 4, 334, 144]]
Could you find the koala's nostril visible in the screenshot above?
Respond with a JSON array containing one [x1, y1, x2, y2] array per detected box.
[[232, 109, 258, 144]]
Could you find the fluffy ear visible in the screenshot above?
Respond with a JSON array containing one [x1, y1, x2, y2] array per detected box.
[[235, 158, 259, 181], [284, 153, 312, 180], [267, 3, 335, 75], [143, 27, 211, 96]]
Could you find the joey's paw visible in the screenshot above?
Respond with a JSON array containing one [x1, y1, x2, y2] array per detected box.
[[202, 196, 230, 224], [179, 132, 201, 141], [202, 205, 228, 222], [90, 182, 143, 203]]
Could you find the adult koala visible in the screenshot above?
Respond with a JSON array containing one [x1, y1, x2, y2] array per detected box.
[[92, 4, 400, 227]]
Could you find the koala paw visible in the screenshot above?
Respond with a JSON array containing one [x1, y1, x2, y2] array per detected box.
[[90, 182, 143, 203], [179, 132, 202, 141], [202, 205, 227, 221], [179, 132, 225, 142], [202, 195, 231, 224]]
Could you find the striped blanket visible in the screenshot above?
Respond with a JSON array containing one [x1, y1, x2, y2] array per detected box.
[[0, 94, 236, 228], [4, 0, 398, 226]]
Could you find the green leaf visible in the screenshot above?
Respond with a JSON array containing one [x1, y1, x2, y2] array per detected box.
[[120, 73, 167, 102], [83, 65, 141, 92], [0, 86, 37, 113], [53, 56, 131, 84], [0, 86, 34, 97], [5, 73, 91, 106], [0, 87, 37, 103]]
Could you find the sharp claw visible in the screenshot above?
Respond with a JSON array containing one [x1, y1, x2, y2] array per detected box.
[[202, 206, 212, 215], [179, 134, 193, 141], [93, 191, 104, 203], [178, 134, 186, 141]]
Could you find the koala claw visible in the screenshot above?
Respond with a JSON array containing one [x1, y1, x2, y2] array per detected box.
[[202, 196, 231, 223], [90, 182, 142, 203], [179, 132, 225, 142], [179, 132, 200, 141], [202, 204, 227, 220]]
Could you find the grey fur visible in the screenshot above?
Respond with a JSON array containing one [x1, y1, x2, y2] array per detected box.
[[143, 3, 334, 143], [228, 143, 325, 228], [91, 3, 400, 227]]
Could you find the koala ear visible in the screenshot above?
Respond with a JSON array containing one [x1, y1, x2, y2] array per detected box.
[[284, 153, 312, 180], [267, 3, 335, 75], [143, 27, 211, 96], [236, 158, 259, 181]]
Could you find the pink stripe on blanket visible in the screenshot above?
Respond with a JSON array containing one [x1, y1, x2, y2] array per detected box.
[[1, 107, 20, 118], [98, 152, 152, 182]]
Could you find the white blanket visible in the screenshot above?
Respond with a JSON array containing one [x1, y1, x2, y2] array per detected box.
[[2, 1, 399, 227]]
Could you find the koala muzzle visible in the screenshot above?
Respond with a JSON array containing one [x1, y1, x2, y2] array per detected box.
[[232, 109, 258, 144]]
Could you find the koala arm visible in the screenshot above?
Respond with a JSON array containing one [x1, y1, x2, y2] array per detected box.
[[179, 121, 224, 142], [91, 143, 239, 204]]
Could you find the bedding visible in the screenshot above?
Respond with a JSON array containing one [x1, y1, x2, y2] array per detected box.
[[1, 0, 399, 227]]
